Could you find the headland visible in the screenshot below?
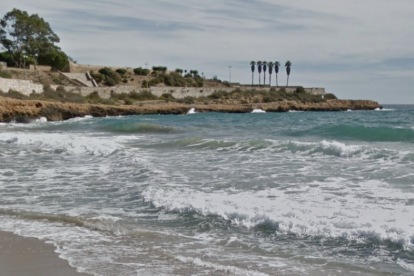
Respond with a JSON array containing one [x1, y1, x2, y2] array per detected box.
[[0, 62, 381, 122]]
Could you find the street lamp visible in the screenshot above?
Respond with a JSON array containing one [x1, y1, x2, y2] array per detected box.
[[229, 66, 232, 83]]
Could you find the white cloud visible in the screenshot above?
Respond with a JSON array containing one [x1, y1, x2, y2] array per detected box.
[[1, 0, 414, 103]]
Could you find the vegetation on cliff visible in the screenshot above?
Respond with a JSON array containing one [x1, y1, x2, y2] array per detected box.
[[0, 9, 69, 70], [0, 83, 336, 107]]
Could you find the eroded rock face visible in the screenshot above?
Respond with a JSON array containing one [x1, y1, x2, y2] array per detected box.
[[0, 97, 381, 122]]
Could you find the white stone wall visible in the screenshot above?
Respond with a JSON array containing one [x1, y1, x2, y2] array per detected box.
[[0, 78, 44, 95], [0, 78, 326, 99], [0, 62, 7, 69]]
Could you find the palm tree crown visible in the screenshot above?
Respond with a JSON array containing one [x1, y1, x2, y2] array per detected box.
[[257, 61, 263, 85], [250, 61, 255, 86], [267, 61, 274, 86], [285, 61, 292, 86], [274, 61, 280, 87], [263, 61, 268, 86]]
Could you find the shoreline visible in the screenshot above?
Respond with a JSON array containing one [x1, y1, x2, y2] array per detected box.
[[0, 230, 89, 276], [0, 97, 382, 122]]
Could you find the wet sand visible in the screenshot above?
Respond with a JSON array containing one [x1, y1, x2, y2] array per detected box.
[[0, 230, 89, 276]]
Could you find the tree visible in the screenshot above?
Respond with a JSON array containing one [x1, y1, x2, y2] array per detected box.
[[285, 61, 292, 86], [263, 61, 267, 86], [274, 61, 280, 87], [268, 61, 274, 87], [257, 61, 262, 86], [250, 61, 255, 86], [39, 46, 68, 71], [0, 9, 61, 68]]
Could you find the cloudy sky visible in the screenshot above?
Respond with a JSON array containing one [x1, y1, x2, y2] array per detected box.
[[2, 0, 413, 104]]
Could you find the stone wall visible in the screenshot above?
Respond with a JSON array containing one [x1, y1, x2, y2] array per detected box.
[[0, 78, 44, 95], [149, 86, 325, 98], [0, 62, 7, 69], [68, 61, 129, 74], [29, 65, 51, 72], [0, 78, 326, 99], [54, 85, 137, 99]]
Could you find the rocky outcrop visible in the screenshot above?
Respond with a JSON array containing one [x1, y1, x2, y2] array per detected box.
[[0, 97, 382, 122]]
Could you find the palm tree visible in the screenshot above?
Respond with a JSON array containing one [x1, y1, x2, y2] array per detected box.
[[268, 61, 274, 86], [257, 61, 263, 86], [285, 61, 292, 86], [263, 61, 267, 86], [250, 61, 255, 86], [274, 61, 280, 87]]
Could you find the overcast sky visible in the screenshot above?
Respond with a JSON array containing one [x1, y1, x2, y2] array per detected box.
[[2, 0, 414, 104]]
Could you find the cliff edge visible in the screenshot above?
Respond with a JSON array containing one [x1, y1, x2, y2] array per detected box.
[[0, 97, 381, 122]]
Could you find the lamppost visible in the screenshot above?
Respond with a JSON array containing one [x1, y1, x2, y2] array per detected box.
[[229, 66, 232, 84], [145, 62, 149, 89]]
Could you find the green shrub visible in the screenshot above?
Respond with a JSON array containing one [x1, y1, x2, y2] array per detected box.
[[324, 93, 338, 100], [98, 68, 121, 86], [223, 81, 231, 87], [0, 70, 12, 79], [98, 67, 112, 75], [122, 79, 128, 83], [124, 98, 133, 105], [296, 86, 306, 94], [28, 85, 85, 103], [177, 96, 195, 104], [152, 66, 167, 72], [208, 90, 228, 99], [116, 69, 127, 75], [263, 95, 277, 103], [196, 79, 204, 87], [0, 89, 28, 99], [123, 91, 158, 101], [160, 93, 175, 101], [85, 91, 101, 102], [90, 72, 104, 83], [148, 78, 161, 87], [105, 78, 116, 86], [134, 67, 150, 76]]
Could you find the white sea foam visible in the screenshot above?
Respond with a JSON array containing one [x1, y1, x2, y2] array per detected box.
[[0, 132, 123, 156], [142, 177, 414, 252], [284, 140, 363, 157], [175, 255, 271, 276], [187, 108, 197, 114], [375, 108, 394, 111], [251, 109, 266, 113], [35, 117, 48, 123]]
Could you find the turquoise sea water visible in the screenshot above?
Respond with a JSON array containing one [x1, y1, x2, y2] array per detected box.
[[0, 105, 413, 275]]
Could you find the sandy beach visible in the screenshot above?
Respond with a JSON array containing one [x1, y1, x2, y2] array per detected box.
[[0, 230, 89, 276]]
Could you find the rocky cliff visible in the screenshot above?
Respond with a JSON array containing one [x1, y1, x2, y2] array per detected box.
[[0, 97, 382, 122]]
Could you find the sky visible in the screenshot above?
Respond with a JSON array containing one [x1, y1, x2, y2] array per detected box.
[[1, 0, 414, 104]]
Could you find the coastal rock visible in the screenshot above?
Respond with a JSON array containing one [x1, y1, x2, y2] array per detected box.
[[0, 97, 382, 122]]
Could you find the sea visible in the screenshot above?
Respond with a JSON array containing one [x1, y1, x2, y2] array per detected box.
[[0, 105, 413, 276]]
